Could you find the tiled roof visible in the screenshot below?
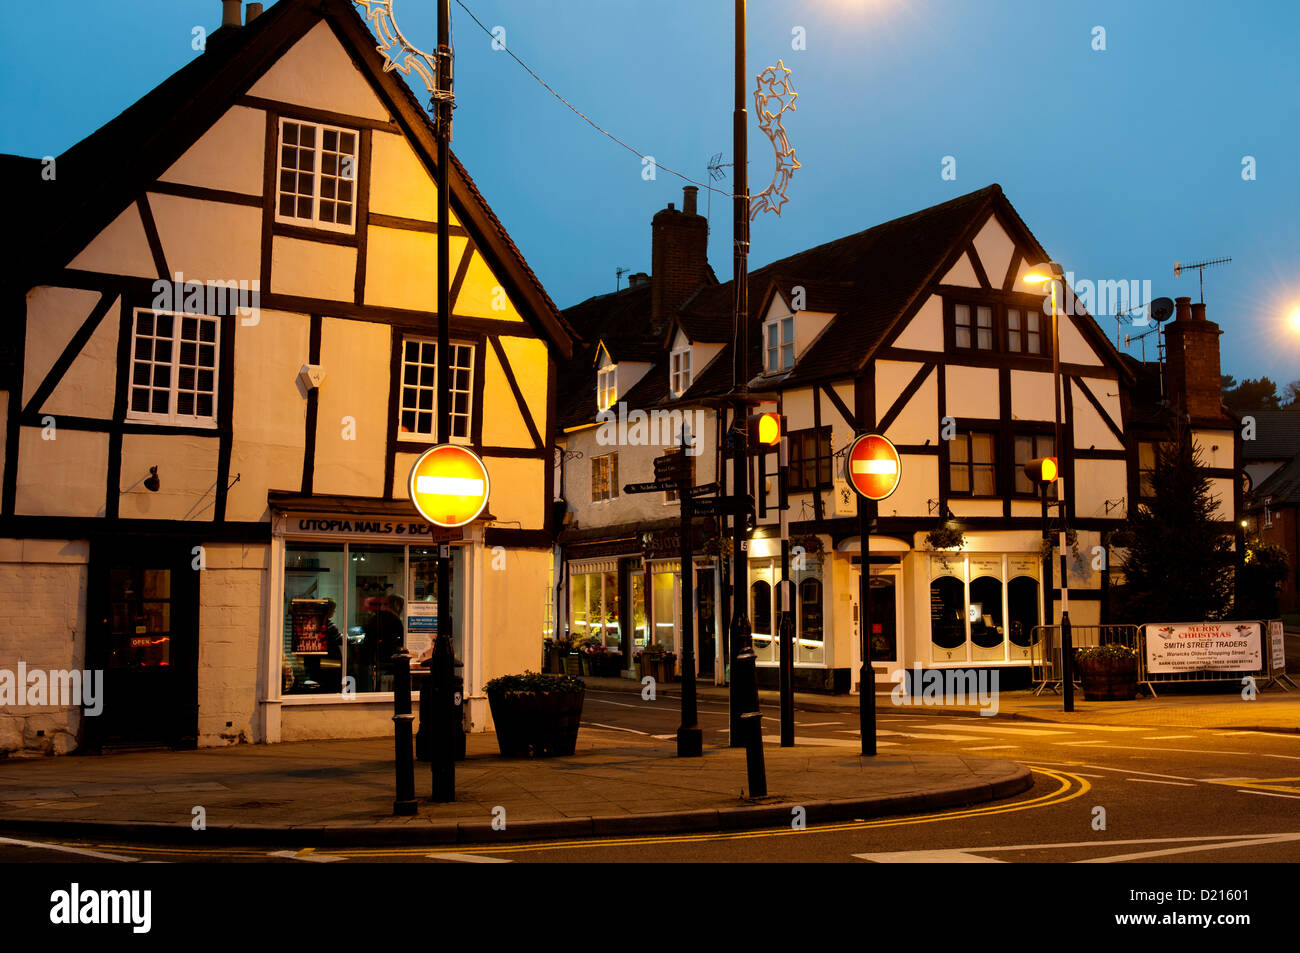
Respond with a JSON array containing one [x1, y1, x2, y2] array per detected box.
[[1253, 451, 1300, 506]]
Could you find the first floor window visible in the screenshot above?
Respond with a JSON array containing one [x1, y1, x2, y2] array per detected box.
[[1007, 307, 1043, 354], [277, 119, 358, 231], [591, 452, 619, 502], [128, 309, 219, 425], [950, 431, 997, 496], [398, 337, 474, 440], [788, 427, 833, 491], [1014, 433, 1057, 497]]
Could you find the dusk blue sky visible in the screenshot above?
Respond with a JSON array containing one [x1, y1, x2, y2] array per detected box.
[[3, 0, 1297, 386]]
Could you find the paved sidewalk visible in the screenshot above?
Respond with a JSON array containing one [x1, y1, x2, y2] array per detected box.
[[0, 728, 1030, 846]]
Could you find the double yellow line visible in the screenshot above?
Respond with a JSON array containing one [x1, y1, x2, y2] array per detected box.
[[73, 768, 1088, 860]]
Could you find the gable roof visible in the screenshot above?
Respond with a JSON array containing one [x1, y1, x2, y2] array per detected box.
[[1243, 411, 1300, 461], [1252, 450, 1300, 506], [8, 0, 571, 358]]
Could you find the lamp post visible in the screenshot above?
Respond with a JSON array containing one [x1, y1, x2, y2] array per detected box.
[[1024, 263, 1074, 712], [727, 0, 767, 796]]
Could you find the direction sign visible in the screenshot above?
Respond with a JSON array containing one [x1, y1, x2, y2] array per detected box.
[[688, 482, 720, 497], [409, 444, 491, 528], [624, 480, 684, 495], [846, 433, 901, 502], [691, 495, 754, 517], [654, 455, 691, 478]]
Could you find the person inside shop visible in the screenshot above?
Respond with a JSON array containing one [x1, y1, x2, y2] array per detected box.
[[362, 595, 405, 692], [318, 599, 344, 694]]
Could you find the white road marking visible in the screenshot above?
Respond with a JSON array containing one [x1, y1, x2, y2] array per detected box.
[[1143, 735, 1196, 740], [966, 745, 1019, 751], [870, 730, 995, 742], [651, 734, 676, 740], [855, 849, 1006, 863], [426, 852, 513, 863], [1238, 790, 1300, 800], [1056, 741, 1108, 746], [1021, 762, 1200, 782], [1125, 779, 1195, 787], [267, 849, 348, 863], [763, 734, 898, 748], [584, 697, 646, 709], [1261, 753, 1300, 762], [1076, 833, 1300, 863], [855, 832, 1300, 864], [0, 836, 137, 862], [897, 723, 1073, 737], [583, 722, 649, 735], [796, 721, 844, 728]]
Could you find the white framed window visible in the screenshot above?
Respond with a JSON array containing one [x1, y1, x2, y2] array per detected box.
[[276, 119, 358, 232], [127, 308, 219, 426], [669, 347, 692, 397], [763, 315, 794, 373], [398, 337, 475, 441], [591, 452, 619, 503], [597, 364, 617, 411]]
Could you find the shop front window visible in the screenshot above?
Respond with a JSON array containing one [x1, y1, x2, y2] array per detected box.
[[283, 541, 463, 697], [284, 544, 346, 694], [652, 570, 676, 650], [749, 557, 826, 665], [602, 570, 621, 649], [1007, 556, 1041, 660], [631, 570, 648, 647], [798, 577, 824, 664], [930, 570, 966, 660]]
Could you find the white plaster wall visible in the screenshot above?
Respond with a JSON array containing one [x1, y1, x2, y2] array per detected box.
[[272, 236, 357, 302], [151, 194, 261, 283], [247, 21, 391, 122], [456, 250, 523, 322], [971, 216, 1015, 290], [1011, 370, 1056, 422], [43, 299, 119, 420], [118, 434, 222, 521], [0, 540, 89, 755], [197, 543, 269, 746], [23, 287, 104, 407], [67, 205, 157, 278], [497, 335, 549, 442], [15, 427, 109, 517], [364, 227, 459, 312], [1070, 381, 1124, 451], [946, 365, 1000, 419], [1075, 459, 1128, 519], [227, 310, 310, 522], [157, 105, 266, 196], [892, 294, 943, 351], [313, 318, 390, 497], [478, 548, 551, 731], [940, 251, 981, 288]]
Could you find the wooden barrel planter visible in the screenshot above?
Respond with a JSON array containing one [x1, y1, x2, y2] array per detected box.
[[486, 675, 585, 757], [1078, 654, 1138, 700]]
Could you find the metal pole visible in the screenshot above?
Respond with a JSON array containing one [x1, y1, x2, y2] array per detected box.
[[431, 0, 456, 801], [858, 495, 876, 756], [778, 435, 793, 747], [1051, 279, 1074, 713], [677, 431, 702, 757], [728, 0, 765, 796], [392, 648, 416, 815]]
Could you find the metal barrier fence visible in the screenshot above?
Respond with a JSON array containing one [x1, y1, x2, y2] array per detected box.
[[1031, 621, 1291, 697], [1030, 624, 1142, 696]]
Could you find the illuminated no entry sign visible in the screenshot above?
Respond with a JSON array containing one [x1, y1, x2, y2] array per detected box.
[[846, 433, 901, 501], [409, 444, 490, 528]]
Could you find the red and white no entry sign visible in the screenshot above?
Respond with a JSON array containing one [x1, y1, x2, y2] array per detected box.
[[409, 444, 491, 528], [846, 433, 901, 501]]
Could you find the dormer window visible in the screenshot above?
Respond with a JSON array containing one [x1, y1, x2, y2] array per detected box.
[[764, 315, 794, 374], [597, 363, 617, 411], [670, 346, 692, 397]]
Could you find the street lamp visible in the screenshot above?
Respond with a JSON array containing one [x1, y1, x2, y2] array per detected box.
[[1023, 262, 1075, 712]]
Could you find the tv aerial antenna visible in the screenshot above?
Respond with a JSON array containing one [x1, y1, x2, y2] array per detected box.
[[705, 151, 731, 224], [1113, 296, 1173, 350], [615, 266, 630, 292], [1173, 257, 1231, 304], [1122, 297, 1176, 398]]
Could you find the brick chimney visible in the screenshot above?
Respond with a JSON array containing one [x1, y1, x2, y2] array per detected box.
[[651, 186, 709, 332], [1163, 296, 1226, 420]]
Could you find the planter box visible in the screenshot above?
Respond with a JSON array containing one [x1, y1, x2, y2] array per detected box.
[[1079, 655, 1138, 701], [636, 655, 676, 683], [486, 687, 585, 757]]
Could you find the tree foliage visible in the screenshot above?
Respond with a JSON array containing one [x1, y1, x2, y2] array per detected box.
[[1221, 375, 1283, 412], [1114, 423, 1235, 622]]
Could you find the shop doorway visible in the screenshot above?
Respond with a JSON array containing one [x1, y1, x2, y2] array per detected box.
[[696, 567, 716, 678], [85, 538, 198, 750], [850, 565, 901, 692]]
